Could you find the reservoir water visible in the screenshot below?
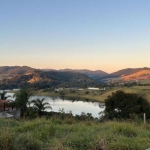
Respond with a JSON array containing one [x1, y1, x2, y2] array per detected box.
[[29, 96, 105, 118]]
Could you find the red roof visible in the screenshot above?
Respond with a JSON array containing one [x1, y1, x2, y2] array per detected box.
[[0, 100, 9, 104]]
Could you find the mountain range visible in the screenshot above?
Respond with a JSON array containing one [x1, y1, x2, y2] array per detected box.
[[0, 66, 150, 89], [53, 69, 108, 80], [42, 67, 150, 81], [0, 67, 95, 89]]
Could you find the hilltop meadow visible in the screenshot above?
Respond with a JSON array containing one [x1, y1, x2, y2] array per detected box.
[[1, 86, 150, 150], [1, 117, 150, 150]]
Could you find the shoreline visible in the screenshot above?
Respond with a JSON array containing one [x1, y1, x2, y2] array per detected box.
[[32, 90, 105, 102]]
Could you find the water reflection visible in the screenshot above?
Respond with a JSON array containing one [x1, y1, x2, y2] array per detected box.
[[29, 96, 105, 118]]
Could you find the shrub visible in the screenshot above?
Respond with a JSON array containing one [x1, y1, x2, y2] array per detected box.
[[105, 90, 150, 120]]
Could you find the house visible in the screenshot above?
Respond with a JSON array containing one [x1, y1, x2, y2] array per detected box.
[[0, 91, 21, 119], [0, 100, 10, 112], [87, 87, 100, 90], [0, 100, 20, 119]]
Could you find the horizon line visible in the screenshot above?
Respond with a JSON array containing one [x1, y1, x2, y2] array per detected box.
[[0, 65, 150, 74]]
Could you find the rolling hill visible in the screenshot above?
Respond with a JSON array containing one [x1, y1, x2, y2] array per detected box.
[[99, 67, 150, 83], [0, 66, 108, 80], [58, 69, 108, 79], [0, 66, 35, 76], [110, 67, 150, 77], [0, 69, 95, 89], [122, 69, 150, 81], [0, 66, 150, 88]]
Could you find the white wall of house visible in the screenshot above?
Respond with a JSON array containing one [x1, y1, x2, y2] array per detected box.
[[87, 87, 99, 90]]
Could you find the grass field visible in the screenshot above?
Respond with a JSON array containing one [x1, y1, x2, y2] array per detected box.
[[33, 86, 150, 102], [1, 117, 150, 150]]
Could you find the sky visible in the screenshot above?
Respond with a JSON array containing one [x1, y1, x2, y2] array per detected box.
[[0, 0, 150, 73]]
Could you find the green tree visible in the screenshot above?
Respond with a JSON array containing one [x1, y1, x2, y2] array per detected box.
[[15, 89, 32, 117], [31, 98, 52, 116], [105, 90, 150, 120]]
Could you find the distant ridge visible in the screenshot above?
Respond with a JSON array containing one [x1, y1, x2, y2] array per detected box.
[[0, 67, 95, 89], [121, 69, 150, 81], [0, 66, 35, 76], [0, 66, 150, 83], [98, 67, 150, 82], [0, 66, 108, 79], [58, 69, 108, 79], [110, 67, 150, 77]]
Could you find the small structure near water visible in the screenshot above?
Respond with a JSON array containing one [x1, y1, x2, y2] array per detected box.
[[87, 87, 100, 90], [0, 99, 20, 119], [0, 100, 10, 111]]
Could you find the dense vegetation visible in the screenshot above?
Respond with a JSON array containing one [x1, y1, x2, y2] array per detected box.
[[105, 90, 150, 120], [1, 117, 150, 150]]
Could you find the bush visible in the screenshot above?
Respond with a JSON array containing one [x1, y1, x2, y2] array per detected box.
[[105, 90, 150, 120]]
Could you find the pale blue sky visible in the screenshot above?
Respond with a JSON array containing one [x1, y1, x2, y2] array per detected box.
[[0, 0, 150, 73]]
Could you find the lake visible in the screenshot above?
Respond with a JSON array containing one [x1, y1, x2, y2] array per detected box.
[[29, 96, 105, 118]]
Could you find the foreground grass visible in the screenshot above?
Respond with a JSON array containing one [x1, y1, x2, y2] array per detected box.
[[1, 118, 150, 150], [32, 86, 150, 102]]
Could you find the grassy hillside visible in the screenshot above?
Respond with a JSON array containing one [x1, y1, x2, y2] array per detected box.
[[98, 68, 150, 84], [0, 118, 150, 150], [110, 67, 150, 77], [33, 86, 150, 102]]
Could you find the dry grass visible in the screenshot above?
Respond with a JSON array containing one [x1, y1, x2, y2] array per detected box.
[[122, 70, 150, 80]]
